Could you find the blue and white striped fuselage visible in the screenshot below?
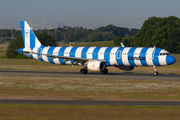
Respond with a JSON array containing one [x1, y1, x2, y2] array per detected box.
[[26, 46, 175, 67]]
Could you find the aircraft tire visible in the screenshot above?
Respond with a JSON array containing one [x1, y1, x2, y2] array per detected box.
[[80, 69, 88, 74], [101, 68, 108, 74], [154, 72, 159, 76]]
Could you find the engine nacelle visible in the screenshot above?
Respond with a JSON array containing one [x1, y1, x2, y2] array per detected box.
[[87, 61, 105, 71], [118, 66, 135, 71]]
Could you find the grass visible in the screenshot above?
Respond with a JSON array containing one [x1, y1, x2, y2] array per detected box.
[[0, 104, 180, 120], [1, 76, 180, 101]]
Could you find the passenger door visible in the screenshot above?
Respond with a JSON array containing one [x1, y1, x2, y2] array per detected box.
[[116, 50, 121, 59]]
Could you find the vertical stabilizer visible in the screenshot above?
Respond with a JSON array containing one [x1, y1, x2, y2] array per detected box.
[[20, 21, 44, 49], [120, 42, 125, 47]]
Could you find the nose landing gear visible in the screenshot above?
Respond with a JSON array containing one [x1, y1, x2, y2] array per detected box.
[[153, 66, 159, 76]]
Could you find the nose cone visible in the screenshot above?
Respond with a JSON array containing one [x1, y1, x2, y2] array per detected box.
[[166, 55, 176, 65]]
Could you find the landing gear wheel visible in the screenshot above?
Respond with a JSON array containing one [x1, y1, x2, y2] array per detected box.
[[153, 66, 159, 76], [101, 68, 108, 74], [80, 69, 88, 74], [154, 72, 159, 76]]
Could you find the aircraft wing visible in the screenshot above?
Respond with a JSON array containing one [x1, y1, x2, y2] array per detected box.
[[37, 53, 106, 64], [7, 49, 106, 64]]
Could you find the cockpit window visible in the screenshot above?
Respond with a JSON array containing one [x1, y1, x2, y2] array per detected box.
[[159, 53, 170, 56]]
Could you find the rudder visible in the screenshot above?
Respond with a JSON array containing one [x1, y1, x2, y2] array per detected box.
[[20, 21, 44, 49]]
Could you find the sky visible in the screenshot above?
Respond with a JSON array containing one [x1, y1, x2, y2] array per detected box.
[[0, 0, 180, 30]]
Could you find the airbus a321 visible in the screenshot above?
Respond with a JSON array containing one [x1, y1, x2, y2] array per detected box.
[[12, 21, 176, 75]]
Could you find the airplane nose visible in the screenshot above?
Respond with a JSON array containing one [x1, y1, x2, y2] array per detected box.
[[166, 55, 176, 65]]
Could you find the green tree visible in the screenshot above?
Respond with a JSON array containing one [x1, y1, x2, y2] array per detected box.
[[6, 33, 57, 58], [35, 33, 57, 46], [131, 16, 180, 53], [6, 35, 27, 58], [129, 28, 139, 36], [113, 35, 121, 45]]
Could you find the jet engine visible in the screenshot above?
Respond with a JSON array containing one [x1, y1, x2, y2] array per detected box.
[[87, 61, 105, 71], [117, 66, 135, 71]]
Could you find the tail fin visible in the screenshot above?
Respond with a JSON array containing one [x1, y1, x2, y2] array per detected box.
[[20, 21, 44, 49], [120, 42, 125, 47]]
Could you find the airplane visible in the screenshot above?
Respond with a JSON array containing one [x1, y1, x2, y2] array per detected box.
[[12, 21, 176, 76]]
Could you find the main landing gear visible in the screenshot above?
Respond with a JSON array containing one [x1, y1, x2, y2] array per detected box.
[[80, 68, 88, 74], [80, 68, 108, 74], [153, 66, 159, 76], [101, 68, 108, 74]]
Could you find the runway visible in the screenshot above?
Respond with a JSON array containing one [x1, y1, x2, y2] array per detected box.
[[0, 70, 179, 80], [0, 99, 180, 106]]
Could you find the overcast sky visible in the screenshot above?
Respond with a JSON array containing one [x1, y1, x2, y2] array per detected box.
[[0, 0, 180, 29]]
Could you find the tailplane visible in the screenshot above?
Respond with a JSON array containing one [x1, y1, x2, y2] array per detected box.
[[20, 21, 44, 49]]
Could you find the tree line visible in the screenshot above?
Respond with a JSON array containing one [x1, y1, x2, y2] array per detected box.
[[114, 16, 180, 54], [0, 29, 21, 38], [33, 25, 138, 42], [0, 25, 138, 42]]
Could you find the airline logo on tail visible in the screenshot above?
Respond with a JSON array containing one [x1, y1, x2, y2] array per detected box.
[[25, 30, 30, 37], [20, 21, 44, 49]]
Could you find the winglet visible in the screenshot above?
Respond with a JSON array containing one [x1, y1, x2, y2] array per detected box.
[[120, 42, 125, 47]]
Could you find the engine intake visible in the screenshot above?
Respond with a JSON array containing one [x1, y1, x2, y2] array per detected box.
[[87, 61, 105, 71]]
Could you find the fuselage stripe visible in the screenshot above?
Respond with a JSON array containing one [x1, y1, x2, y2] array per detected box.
[[152, 48, 161, 66], [92, 47, 101, 59], [81, 47, 90, 58], [70, 47, 78, 64], [140, 47, 148, 66], [37, 47, 44, 61], [116, 47, 125, 66], [47, 47, 55, 64], [128, 47, 137, 66], [104, 47, 113, 66], [58, 47, 67, 65]]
